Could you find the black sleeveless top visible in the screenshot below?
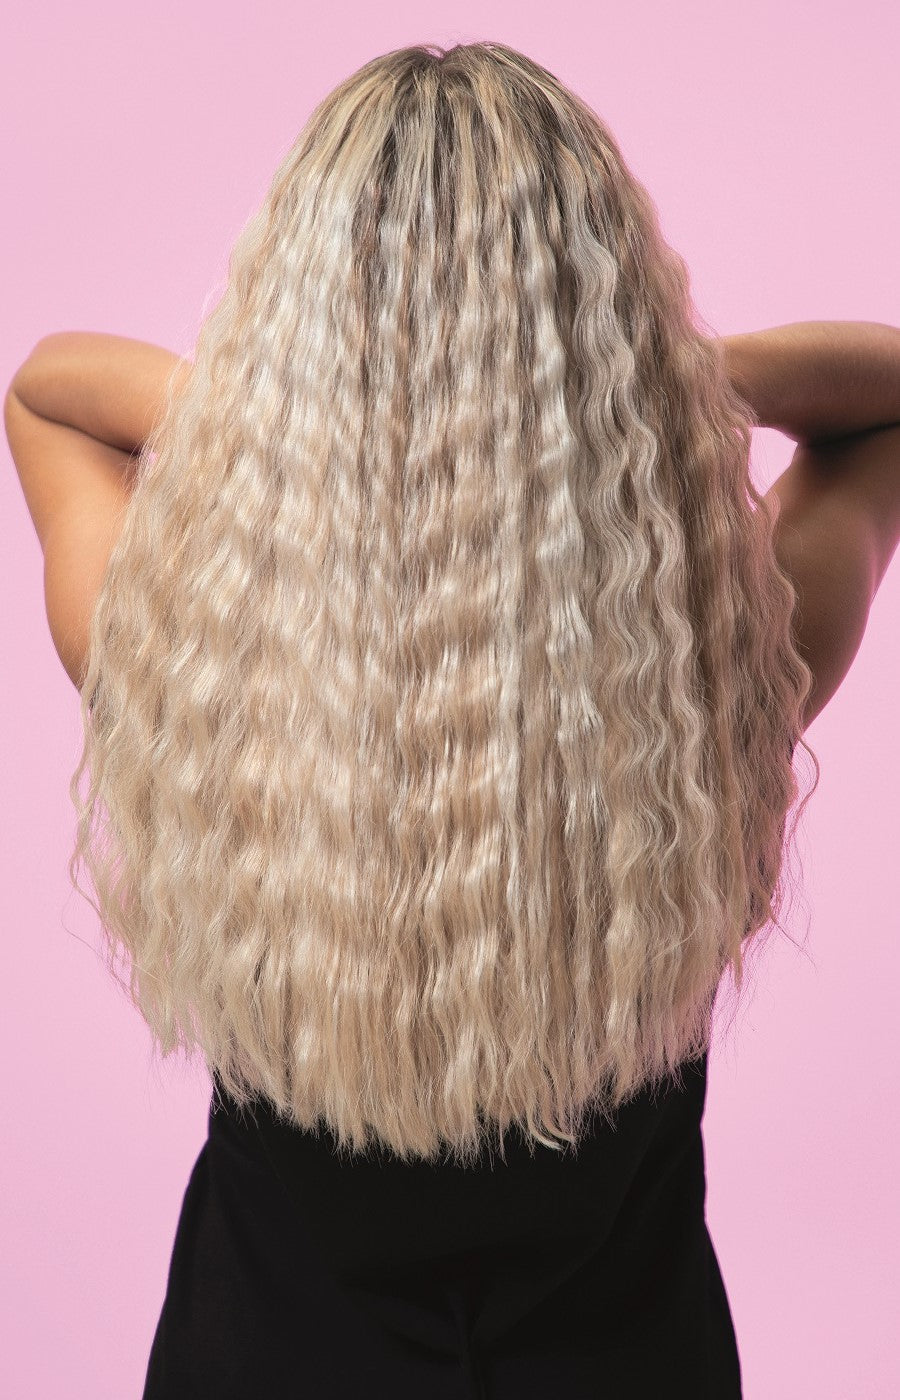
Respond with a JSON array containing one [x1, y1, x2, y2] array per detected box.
[[142, 1051, 742, 1398]]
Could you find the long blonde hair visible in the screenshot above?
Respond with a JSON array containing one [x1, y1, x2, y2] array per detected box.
[[70, 41, 817, 1164]]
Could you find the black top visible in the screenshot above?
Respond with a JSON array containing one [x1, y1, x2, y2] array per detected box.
[[142, 1050, 741, 1398]]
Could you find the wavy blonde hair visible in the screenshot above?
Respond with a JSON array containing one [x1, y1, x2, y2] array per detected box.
[[69, 41, 817, 1164]]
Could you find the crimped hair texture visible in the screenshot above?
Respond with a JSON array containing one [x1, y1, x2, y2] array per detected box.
[[69, 41, 817, 1165]]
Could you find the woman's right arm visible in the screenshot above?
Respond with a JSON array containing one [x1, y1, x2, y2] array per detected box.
[[720, 320, 900, 446], [719, 319, 900, 593], [718, 320, 900, 731]]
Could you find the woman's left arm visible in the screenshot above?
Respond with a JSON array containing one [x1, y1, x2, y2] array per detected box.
[[4, 331, 192, 689], [5, 332, 192, 547], [9, 331, 191, 455]]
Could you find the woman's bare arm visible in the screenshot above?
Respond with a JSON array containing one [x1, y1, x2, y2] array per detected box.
[[720, 320, 900, 447], [8, 331, 192, 457], [717, 321, 900, 731]]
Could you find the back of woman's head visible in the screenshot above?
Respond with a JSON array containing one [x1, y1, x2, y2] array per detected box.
[[70, 41, 816, 1164]]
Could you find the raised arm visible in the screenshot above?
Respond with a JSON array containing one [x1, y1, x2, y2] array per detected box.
[[719, 319, 900, 731], [719, 319, 900, 446], [4, 332, 192, 689]]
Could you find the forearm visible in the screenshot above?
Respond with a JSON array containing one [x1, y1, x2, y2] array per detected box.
[[8, 331, 192, 455], [720, 320, 900, 446]]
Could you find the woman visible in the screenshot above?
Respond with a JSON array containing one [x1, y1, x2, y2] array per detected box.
[[6, 40, 899, 1400]]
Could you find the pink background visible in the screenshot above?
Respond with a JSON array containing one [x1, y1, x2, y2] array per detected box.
[[2, 4, 898, 1397]]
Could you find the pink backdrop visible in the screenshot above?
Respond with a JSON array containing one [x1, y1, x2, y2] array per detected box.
[[2, 4, 898, 1397]]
